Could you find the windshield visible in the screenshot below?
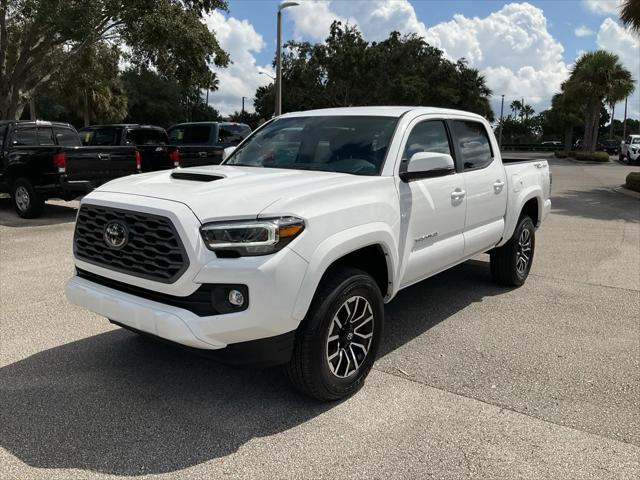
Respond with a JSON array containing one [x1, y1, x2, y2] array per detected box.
[[224, 116, 398, 176]]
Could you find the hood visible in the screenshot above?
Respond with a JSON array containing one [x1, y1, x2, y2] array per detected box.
[[95, 165, 384, 222]]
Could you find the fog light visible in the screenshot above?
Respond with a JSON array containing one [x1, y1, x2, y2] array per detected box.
[[228, 289, 245, 306]]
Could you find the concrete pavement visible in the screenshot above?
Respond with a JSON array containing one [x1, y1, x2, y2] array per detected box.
[[1, 154, 639, 479]]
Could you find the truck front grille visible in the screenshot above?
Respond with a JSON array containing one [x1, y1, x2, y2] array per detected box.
[[74, 204, 189, 283]]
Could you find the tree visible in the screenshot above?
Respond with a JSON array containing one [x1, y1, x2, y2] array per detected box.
[[510, 100, 522, 121], [545, 89, 584, 150], [564, 50, 635, 151], [254, 22, 493, 121], [227, 110, 263, 130], [0, 0, 230, 120], [620, 0, 640, 33]]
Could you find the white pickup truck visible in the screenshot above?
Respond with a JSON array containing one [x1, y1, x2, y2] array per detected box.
[[620, 134, 640, 165], [66, 107, 551, 400]]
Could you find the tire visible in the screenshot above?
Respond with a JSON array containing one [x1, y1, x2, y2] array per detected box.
[[490, 216, 535, 287], [11, 178, 44, 219], [284, 267, 384, 401]]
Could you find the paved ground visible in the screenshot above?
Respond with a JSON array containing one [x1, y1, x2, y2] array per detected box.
[[1, 154, 639, 479]]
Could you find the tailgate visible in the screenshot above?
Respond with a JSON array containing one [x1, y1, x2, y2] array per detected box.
[[177, 145, 224, 168], [63, 146, 137, 185], [137, 145, 175, 172]]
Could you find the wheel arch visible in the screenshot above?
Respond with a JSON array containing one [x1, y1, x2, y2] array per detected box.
[[497, 188, 543, 247], [291, 223, 398, 321]]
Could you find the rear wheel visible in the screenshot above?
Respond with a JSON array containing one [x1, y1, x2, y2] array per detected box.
[[11, 178, 44, 219], [284, 267, 384, 401], [490, 216, 535, 286]]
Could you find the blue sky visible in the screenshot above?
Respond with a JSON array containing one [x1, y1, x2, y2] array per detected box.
[[204, 1, 639, 119]]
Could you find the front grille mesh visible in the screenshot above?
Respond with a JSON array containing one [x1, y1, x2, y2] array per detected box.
[[74, 204, 188, 283]]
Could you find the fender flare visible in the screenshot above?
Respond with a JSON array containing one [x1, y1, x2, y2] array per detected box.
[[498, 186, 542, 247], [291, 222, 398, 320]]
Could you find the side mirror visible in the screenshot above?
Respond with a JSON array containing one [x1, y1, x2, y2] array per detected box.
[[400, 152, 455, 182], [222, 146, 236, 161]]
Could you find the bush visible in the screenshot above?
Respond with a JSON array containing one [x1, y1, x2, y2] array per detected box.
[[554, 150, 568, 158], [569, 151, 610, 162], [626, 172, 640, 193]]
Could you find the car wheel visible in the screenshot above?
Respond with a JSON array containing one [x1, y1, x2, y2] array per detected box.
[[11, 178, 44, 219], [284, 266, 384, 401], [490, 216, 535, 287]]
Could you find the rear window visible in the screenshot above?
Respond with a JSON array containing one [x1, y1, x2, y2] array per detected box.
[[218, 124, 250, 144], [54, 127, 81, 147], [80, 128, 121, 146], [12, 127, 38, 146], [37, 127, 55, 145], [168, 125, 212, 145], [126, 128, 168, 145], [452, 120, 493, 170]]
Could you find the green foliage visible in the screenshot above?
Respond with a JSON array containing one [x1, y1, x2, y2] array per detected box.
[[626, 172, 640, 192], [254, 22, 493, 120], [563, 50, 635, 152], [567, 150, 610, 162], [0, 0, 229, 119], [620, 0, 640, 33], [227, 110, 264, 130]]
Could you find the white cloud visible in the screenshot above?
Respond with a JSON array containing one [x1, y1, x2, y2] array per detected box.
[[204, 11, 274, 115], [596, 17, 640, 118], [583, 0, 623, 15], [574, 25, 595, 36], [288, 1, 569, 115]]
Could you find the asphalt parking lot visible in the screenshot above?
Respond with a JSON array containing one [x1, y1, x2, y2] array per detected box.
[[1, 154, 639, 479]]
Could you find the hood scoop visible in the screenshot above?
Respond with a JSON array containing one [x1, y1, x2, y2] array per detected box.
[[171, 171, 225, 182]]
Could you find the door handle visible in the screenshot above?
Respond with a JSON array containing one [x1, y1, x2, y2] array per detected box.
[[451, 189, 466, 200], [493, 180, 505, 193]]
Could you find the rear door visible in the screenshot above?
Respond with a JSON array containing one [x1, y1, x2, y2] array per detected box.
[[398, 118, 467, 287], [450, 119, 507, 256]]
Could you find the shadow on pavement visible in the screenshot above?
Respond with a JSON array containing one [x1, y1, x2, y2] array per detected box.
[[0, 258, 506, 476], [0, 198, 78, 227], [551, 188, 639, 223]]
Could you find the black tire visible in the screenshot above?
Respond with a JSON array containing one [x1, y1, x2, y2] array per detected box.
[[11, 177, 44, 219], [490, 216, 535, 287], [284, 267, 384, 401]]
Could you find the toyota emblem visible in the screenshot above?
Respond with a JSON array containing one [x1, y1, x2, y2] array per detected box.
[[103, 221, 129, 250]]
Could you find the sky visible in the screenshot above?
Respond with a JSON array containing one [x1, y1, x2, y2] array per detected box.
[[204, 0, 640, 120]]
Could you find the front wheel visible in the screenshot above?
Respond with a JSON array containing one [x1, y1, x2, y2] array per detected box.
[[11, 178, 45, 219], [490, 216, 535, 286], [284, 267, 384, 401]]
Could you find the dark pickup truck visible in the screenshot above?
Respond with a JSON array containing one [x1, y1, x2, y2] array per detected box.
[[0, 120, 138, 218], [166, 122, 251, 167], [79, 124, 180, 172]]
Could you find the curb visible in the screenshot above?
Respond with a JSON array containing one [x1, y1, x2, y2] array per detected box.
[[613, 186, 640, 200]]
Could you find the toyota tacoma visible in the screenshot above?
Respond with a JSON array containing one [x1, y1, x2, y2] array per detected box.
[[66, 107, 551, 400]]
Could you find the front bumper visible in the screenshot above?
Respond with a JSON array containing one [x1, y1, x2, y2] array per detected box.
[[66, 243, 309, 351]]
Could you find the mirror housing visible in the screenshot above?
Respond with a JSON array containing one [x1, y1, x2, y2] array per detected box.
[[222, 146, 236, 161], [400, 152, 455, 182]]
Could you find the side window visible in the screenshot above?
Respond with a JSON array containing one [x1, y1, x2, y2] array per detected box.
[[401, 120, 452, 169], [13, 127, 38, 146], [184, 125, 211, 144], [218, 125, 245, 144], [452, 120, 493, 170], [37, 127, 55, 145], [54, 127, 81, 147]]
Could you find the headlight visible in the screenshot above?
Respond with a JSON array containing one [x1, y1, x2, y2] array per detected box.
[[200, 216, 305, 257]]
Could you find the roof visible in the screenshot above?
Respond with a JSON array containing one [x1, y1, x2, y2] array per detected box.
[[0, 120, 73, 128], [279, 106, 485, 119], [79, 124, 165, 130], [168, 122, 250, 128]]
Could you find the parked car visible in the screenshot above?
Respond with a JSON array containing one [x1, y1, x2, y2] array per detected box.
[[620, 134, 640, 165], [66, 107, 551, 400], [79, 124, 180, 172], [0, 120, 138, 218], [597, 139, 619, 155], [166, 122, 251, 167], [541, 141, 562, 147]]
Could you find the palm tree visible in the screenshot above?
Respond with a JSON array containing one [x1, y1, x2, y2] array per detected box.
[[565, 50, 635, 152], [510, 100, 522, 120], [522, 104, 535, 122], [620, 0, 640, 34]]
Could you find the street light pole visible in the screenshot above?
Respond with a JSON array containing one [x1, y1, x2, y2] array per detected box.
[[275, 1, 299, 117], [498, 94, 505, 149], [242, 96, 246, 115]]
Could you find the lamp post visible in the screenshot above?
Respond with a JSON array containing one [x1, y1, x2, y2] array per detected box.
[[275, 1, 299, 117], [259, 71, 275, 81], [498, 94, 505, 149]]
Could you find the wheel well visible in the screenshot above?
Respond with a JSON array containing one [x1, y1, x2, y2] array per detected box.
[[520, 198, 539, 226], [323, 244, 390, 297]]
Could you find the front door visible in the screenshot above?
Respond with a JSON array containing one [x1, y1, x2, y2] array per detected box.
[[398, 118, 467, 288]]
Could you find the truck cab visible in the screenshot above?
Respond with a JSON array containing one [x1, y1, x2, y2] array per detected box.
[[620, 134, 640, 165]]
